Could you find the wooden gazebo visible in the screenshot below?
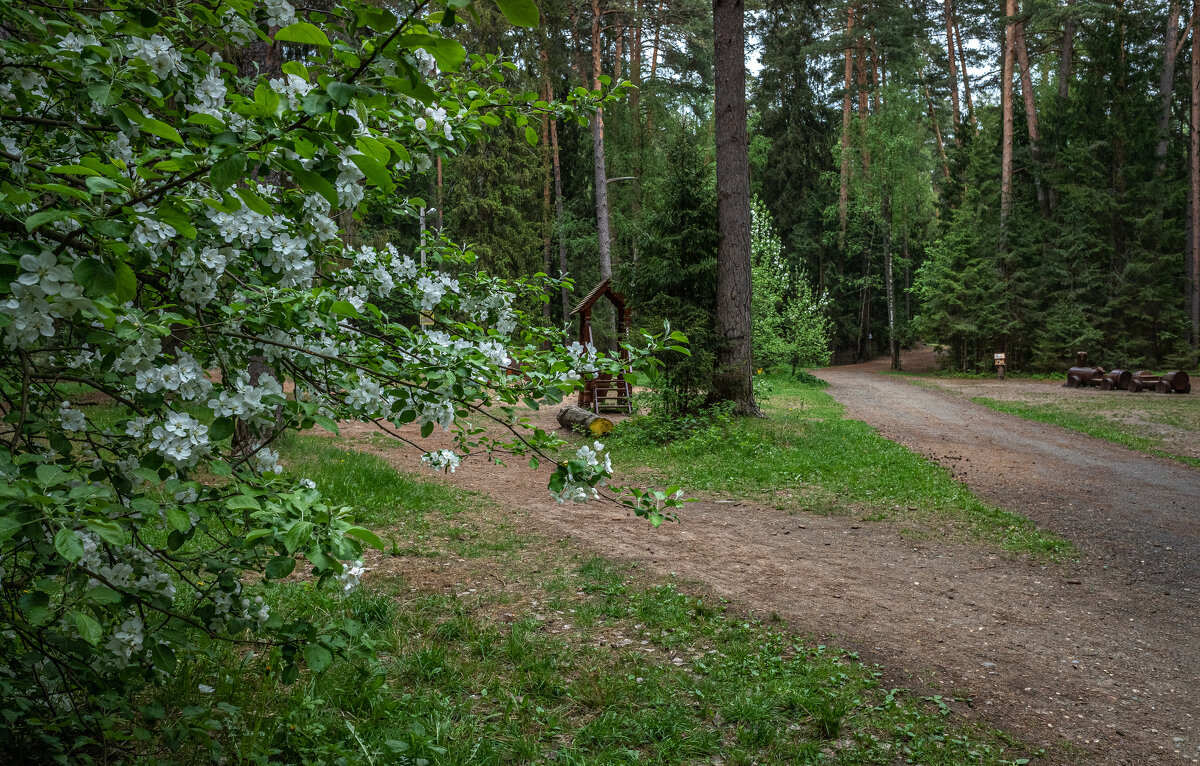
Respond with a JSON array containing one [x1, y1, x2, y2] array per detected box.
[[571, 279, 633, 414]]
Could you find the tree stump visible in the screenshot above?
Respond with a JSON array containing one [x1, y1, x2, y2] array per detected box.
[[557, 405, 614, 436]]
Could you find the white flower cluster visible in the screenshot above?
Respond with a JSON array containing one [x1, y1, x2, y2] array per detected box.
[[414, 104, 455, 141], [58, 401, 86, 433], [463, 288, 517, 334], [113, 334, 162, 374], [105, 616, 145, 668], [259, 232, 314, 287], [550, 441, 612, 504], [566, 341, 601, 375], [345, 377, 392, 415], [269, 73, 314, 112], [147, 411, 210, 467], [336, 151, 366, 208], [172, 246, 228, 305], [1, 252, 92, 348], [208, 374, 283, 429], [421, 449, 461, 474], [133, 352, 213, 402], [406, 390, 456, 431], [265, 0, 296, 28], [416, 272, 459, 311], [336, 560, 369, 593], [302, 193, 340, 242], [209, 203, 285, 248], [210, 581, 270, 632], [249, 447, 282, 474], [127, 35, 184, 80], [187, 62, 228, 119], [476, 339, 511, 370], [58, 32, 99, 53], [131, 204, 177, 261]]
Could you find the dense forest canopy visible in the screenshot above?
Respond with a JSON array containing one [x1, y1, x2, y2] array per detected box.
[[415, 0, 1200, 374]]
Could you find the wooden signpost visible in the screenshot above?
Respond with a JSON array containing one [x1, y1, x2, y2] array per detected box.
[[994, 352, 1006, 380]]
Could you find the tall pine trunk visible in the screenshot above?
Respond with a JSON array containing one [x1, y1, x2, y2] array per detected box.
[[1014, 19, 1049, 216], [540, 19, 553, 317], [1001, 0, 1016, 225], [944, 0, 962, 141], [1157, 1, 1182, 180], [1191, 0, 1200, 349], [1058, 0, 1076, 99], [839, 6, 856, 251], [713, 0, 759, 415], [883, 195, 898, 370], [591, 0, 613, 281], [955, 20, 976, 129]]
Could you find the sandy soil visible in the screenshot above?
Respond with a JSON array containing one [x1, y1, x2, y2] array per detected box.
[[340, 352, 1200, 765]]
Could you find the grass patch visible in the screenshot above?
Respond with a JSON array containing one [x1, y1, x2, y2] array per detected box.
[[604, 376, 1071, 557], [972, 396, 1200, 469], [135, 439, 1043, 765]]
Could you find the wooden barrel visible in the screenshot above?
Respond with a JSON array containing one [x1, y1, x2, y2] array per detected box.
[[1067, 366, 1104, 387], [1103, 369, 1134, 391], [1131, 371, 1161, 392], [1162, 370, 1191, 394]]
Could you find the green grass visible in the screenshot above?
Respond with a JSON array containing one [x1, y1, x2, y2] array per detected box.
[[604, 377, 1071, 557], [138, 437, 1043, 765], [972, 396, 1200, 469]]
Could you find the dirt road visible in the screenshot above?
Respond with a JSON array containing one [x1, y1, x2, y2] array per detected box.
[[355, 359, 1200, 764]]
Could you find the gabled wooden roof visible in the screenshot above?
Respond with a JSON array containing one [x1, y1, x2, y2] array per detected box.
[[570, 279, 627, 315]]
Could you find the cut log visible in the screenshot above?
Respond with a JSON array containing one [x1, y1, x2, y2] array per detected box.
[[557, 405, 614, 436]]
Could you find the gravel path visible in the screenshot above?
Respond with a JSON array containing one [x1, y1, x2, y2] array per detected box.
[[347, 357, 1200, 764]]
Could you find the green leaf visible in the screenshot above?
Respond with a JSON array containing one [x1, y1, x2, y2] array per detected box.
[[74, 611, 103, 645], [225, 494, 261, 512], [151, 641, 177, 673], [420, 421, 434, 438], [114, 261, 137, 302], [86, 519, 128, 546], [326, 81, 356, 108], [329, 300, 360, 318], [525, 126, 538, 146], [293, 169, 339, 209], [234, 186, 273, 216], [492, 0, 539, 27], [283, 521, 314, 555], [355, 136, 391, 166], [84, 585, 122, 605], [349, 153, 394, 192], [312, 414, 340, 435], [275, 21, 331, 48], [55, 527, 84, 562], [344, 526, 384, 550], [165, 506, 192, 533], [0, 515, 22, 543], [209, 417, 235, 442], [265, 556, 296, 580], [73, 259, 117, 297], [25, 209, 70, 232], [210, 152, 246, 191], [303, 643, 332, 672], [139, 117, 183, 145]]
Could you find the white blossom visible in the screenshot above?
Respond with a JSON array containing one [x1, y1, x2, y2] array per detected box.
[[421, 449, 460, 474], [127, 35, 185, 79]]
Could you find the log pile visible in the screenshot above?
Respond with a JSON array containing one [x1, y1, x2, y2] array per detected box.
[[557, 405, 614, 436]]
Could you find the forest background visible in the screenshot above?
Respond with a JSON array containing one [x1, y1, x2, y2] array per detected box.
[[394, 0, 1200, 381]]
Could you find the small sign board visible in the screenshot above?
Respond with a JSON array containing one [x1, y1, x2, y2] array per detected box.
[[994, 353, 1006, 362]]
